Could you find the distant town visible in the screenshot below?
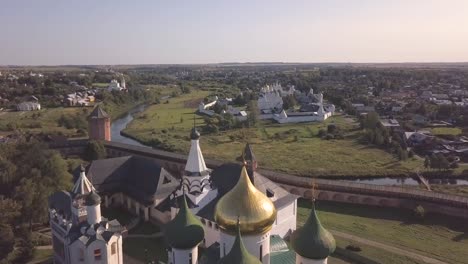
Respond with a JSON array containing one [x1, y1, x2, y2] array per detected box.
[[1, 63, 468, 264]]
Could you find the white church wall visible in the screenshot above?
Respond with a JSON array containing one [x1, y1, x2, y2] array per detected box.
[[172, 247, 199, 264], [202, 219, 220, 247], [106, 235, 123, 264], [220, 231, 271, 264], [272, 200, 297, 238], [86, 240, 108, 264]]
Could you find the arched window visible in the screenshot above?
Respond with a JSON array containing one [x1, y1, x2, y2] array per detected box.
[[111, 242, 117, 255]]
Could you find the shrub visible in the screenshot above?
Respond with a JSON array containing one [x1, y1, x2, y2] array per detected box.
[[413, 205, 425, 220], [318, 129, 327, 138], [346, 244, 362, 252]]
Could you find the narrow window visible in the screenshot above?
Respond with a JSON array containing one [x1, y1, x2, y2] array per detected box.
[[111, 242, 117, 255], [189, 253, 192, 264], [79, 248, 84, 261], [94, 249, 102, 260], [260, 245, 263, 261]]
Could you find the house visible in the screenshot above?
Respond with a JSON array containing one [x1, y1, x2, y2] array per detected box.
[[17, 101, 41, 111]]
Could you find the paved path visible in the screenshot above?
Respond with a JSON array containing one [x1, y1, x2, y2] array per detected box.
[[331, 230, 448, 264]]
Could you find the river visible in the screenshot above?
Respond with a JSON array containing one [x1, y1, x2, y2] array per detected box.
[[110, 105, 468, 186], [110, 104, 149, 147]]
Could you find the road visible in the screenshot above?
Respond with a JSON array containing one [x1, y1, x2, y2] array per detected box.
[[331, 230, 448, 264]]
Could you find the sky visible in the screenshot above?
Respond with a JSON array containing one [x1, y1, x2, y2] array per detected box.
[[1, 0, 468, 65]]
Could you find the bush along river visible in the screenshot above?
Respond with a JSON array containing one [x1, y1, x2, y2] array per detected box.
[[112, 104, 468, 187]]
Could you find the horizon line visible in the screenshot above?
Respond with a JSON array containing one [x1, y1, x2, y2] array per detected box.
[[2, 61, 468, 68]]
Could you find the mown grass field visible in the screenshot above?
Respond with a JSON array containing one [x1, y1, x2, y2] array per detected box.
[[430, 127, 463, 136], [124, 90, 424, 177], [299, 200, 468, 264]]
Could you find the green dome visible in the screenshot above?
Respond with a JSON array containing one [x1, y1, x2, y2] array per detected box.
[[84, 190, 101, 206], [164, 195, 205, 249], [218, 224, 261, 264], [291, 201, 336, 260], [190, 127, 200, 140]]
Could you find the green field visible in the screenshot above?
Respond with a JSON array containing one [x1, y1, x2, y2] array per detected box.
[[0, 107, 88, 137], [123, 90, 424, 177], [299, 200, 468, 264], [333, 237, 423, 264], [431, 127, 463, 136]]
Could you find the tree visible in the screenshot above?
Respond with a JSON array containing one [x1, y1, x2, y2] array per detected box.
[[282, 95, 297, 110], [246, 100, 259, 127], [424, 156, 431, 169], [85, 140, 107, 161], [0, 224, 14, 260], [0, 198, 21, 225], [15, 171, 49, 230]]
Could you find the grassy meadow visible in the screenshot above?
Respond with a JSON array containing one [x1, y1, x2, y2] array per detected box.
[[0, 107, 88, 137], [299, 200, 468, 264], [123, 90, 424, 177]]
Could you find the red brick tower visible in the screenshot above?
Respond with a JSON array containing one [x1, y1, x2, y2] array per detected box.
[[88, 105, 111, 141]]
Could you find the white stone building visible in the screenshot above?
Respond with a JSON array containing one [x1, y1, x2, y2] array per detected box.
[[48, 167, 125, 264]]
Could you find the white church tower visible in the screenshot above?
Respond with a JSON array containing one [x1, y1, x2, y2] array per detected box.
[[175, 125, 217, 214]]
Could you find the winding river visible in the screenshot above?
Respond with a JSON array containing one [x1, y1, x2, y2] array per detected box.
[[110, 104, 149, 147], [111, 105, 468, 186]]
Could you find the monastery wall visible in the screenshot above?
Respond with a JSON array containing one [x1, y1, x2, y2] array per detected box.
[[50, 139, 468, 219]]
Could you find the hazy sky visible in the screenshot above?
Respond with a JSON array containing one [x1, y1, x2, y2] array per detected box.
[[2, 0, 468, 65]]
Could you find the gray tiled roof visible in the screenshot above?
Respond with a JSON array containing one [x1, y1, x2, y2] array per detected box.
[[85, 156, 174, 206]]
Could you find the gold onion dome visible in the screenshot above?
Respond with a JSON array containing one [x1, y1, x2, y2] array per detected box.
[[215, 166, 276, 235]]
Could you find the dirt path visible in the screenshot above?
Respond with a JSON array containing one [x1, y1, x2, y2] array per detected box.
[[331, 230, 448, 264]]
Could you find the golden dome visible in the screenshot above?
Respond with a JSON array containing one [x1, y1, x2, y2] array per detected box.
[[214, 166, 277, 235]]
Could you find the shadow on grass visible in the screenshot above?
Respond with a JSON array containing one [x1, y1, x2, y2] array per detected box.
[[452, 232, 468, 242]]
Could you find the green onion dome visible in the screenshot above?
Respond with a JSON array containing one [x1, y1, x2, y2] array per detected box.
[[291, 201, 336, 260], [164, 195, 205, 249], [84, 190, 101, 206], [218, 223, 261, 264]]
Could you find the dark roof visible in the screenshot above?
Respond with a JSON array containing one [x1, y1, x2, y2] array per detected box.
[[243, 143, 256, 161], [48, 191, 72, 219], [86, 156, 177, 206], [211, 163, 243, 196], [163, 195, 205, 249], [199, 242, 220, 264], [196, 197, 219, 221], [85, 191, 101, 206], [190, 127, 201, 140], [88, 105, 109, 119], [218, 224, 261, 264], [156, 193, 198, 212], [291, 201, 336, 260]]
